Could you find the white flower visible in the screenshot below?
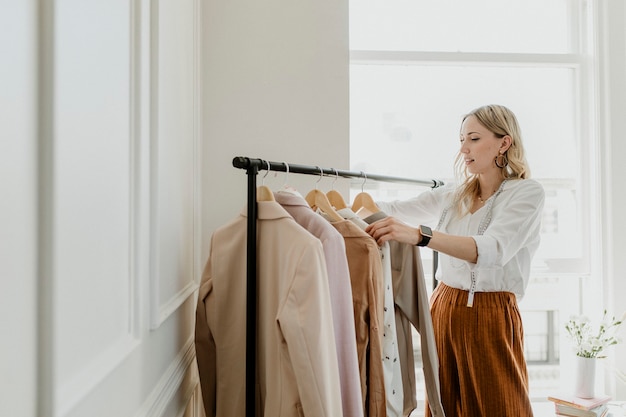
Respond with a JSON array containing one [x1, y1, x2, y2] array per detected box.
[[564, 310, 624, 358]]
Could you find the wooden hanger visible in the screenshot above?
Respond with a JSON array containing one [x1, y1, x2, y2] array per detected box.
[[351, 191, 379, 213], [351, 192, 379, 218], [257, 160, 275, 201], [351, 172, 379, 218], [257, 185, 275, 201], [305, 167, 344, 222], [305, 189, 344, 222], [325, 168, 348, 209], [326, 190, 347, 209]]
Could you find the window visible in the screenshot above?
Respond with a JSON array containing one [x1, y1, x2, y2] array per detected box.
[[349, 0, 598, 404]]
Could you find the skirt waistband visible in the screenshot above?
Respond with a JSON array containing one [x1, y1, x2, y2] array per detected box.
[[433, 282, 517, 308]]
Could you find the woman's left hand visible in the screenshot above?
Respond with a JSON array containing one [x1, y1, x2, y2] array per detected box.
[[365, 216, 420, 246]]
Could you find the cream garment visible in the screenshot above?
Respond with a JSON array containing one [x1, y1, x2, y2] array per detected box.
[[338, 207, 403, 417], [195, 201, 342, 417], [275, 190, 364, 417]]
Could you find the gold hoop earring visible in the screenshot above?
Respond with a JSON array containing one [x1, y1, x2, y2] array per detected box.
[[495, 153, 508, 168]]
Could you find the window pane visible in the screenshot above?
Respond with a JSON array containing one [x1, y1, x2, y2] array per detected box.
[[350, 64, 577, 179], [350, 0, 577, 54], [349, 64, 582, 262]]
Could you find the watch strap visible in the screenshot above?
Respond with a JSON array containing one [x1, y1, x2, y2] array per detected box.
[[417, 225, 432, 247]]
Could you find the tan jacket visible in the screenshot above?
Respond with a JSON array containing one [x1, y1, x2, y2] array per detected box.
[[331, 219, 386, 417], [195, 201, 342, 417]]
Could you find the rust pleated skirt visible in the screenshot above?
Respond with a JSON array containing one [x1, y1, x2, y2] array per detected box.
[[425, 283, 534, 417]]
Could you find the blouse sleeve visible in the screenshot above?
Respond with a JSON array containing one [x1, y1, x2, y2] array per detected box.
[[375, 183, 454, 227], [472, 179, 545, 268]]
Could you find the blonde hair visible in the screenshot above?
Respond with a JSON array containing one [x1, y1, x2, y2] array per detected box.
[[452, 104, 530, 215]]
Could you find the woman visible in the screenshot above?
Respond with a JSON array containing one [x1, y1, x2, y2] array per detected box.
[[365, 104, 544, 416]]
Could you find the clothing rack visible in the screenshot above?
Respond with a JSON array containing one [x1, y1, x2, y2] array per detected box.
[[231, 155, 444, 417]]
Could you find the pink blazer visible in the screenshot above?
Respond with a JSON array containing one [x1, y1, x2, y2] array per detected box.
[[275, 191, 363, 417]]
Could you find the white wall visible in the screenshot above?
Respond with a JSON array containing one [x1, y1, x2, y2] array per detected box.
[[201, 0, 351, 244], [51, 1, 204, 414], [1, 0, 350, 415], [1, 0, 206, 415]]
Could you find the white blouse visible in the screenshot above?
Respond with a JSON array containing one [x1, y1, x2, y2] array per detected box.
[[376, 178, 545, 299]]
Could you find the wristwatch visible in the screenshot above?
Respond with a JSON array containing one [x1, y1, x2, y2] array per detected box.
[[417, 225, 432, 247]]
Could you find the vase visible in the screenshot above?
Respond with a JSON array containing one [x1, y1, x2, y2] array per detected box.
[[574, 356, 596, 399]]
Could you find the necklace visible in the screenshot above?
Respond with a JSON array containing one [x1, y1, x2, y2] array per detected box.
[[477, 188, 497, 204]]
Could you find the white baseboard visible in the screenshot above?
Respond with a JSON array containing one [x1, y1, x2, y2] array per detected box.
[[134, 338, 199, 417]]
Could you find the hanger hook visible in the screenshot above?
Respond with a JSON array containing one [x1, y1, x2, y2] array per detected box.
[[261, 160, 270, 185], [360, 171, 367, 192], [315, 166, 323, 189], [282, 162, 290, 187], [331, 168, 339, 190]]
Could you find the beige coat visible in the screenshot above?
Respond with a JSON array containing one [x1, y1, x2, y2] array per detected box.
[[195, 201, 342, 417]]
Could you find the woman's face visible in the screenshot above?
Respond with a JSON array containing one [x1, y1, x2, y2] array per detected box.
[[459, 115, 505, 176]]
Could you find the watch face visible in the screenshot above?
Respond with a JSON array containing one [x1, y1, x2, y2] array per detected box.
[[417, 225, 432, 246]]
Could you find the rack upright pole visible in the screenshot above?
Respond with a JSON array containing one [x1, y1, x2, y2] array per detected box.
[[245, 162, 258, 417]]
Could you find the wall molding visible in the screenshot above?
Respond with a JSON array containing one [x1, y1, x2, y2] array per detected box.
[[36, 0, 56, 415], [151, 282, 198, 329], [148, 0, 162, 331], [148, 0, 202, 330], [193, 0, 204, 290], [55, 1, 141, 415], [130, 0, 153, 338], [175, 366, 204, 417], [134, 338, 198, 417]]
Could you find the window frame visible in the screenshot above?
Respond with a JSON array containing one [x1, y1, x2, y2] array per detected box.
[[348, 0, 605, 399], [349, 47, 594, 275]]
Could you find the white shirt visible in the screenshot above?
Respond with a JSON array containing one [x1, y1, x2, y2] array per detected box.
[[376, 178, 545, 299]]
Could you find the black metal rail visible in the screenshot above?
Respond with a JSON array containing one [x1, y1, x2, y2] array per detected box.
[[231, 156, 443, 417]]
